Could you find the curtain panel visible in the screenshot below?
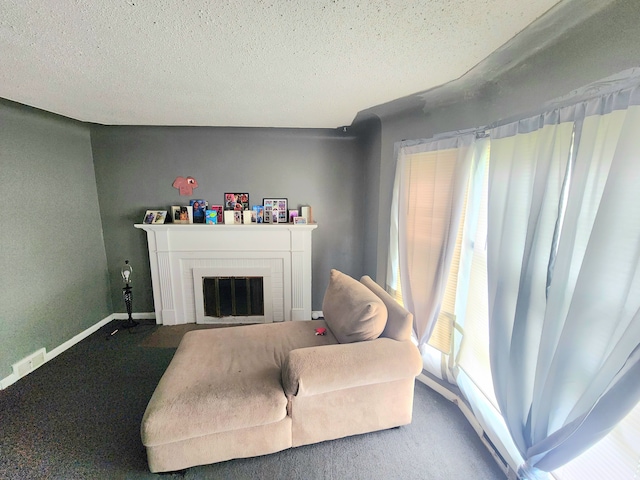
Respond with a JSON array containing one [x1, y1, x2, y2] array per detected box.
[[487, 88, 640, 478], [388, 135, 476, 352], [387, 72, 640, 480]]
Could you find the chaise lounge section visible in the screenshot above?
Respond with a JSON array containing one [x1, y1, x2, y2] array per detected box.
[[141, 270, 422, 473]]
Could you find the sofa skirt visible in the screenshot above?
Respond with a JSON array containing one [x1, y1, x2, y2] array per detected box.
[[290, 377, 416, 448], [145, 417, 292, 473]]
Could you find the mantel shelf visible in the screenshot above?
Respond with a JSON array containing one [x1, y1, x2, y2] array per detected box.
[[134, 223, 317, 232]]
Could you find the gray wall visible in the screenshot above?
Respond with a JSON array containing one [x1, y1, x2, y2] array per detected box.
[[353, 117, 382, 279], [90, 126, 364, 313], [363, 0, 640, 284], [0, 100, 112, 378]]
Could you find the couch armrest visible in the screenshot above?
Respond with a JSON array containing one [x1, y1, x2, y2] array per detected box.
[[282, 338, 422, 397]]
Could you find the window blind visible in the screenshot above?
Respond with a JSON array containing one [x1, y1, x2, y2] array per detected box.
[[388, 146, 468, 355], [427, 173, 469, 354]]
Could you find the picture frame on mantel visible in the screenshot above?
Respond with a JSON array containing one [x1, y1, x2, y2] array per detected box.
[[143, 211, 156, 224], [263, 198, 288, 223], [171, 205, 192, 224], [224, 193, 249, 211], [144, 210, 167, 224]]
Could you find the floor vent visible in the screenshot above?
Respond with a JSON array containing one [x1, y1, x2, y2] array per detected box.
[[12, 348, 46, 379]]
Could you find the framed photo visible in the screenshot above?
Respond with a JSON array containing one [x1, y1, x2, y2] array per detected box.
[[293, 216, 307, 225], [209, 205, 224, 223], [224, 193, 249, 211], [205, 209, 218, 224], [143, 210, 156, 224], [190, 199, 206, 223], [252, 205, 264, 223], [153, 211, 167, 224], [170, 206, 179, 223], [144, 210, 167, 224], [263, 198, 288, 223], [171, 206, 191, 224]]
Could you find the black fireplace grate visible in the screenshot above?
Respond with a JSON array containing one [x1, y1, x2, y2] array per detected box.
[[202, 277, 264, 317]]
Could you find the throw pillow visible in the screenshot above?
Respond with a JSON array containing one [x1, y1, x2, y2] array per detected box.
[[322, 269, 388, 343], [360, 275, 413, 342]]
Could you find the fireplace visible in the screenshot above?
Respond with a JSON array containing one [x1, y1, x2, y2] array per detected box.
[[135, 223, 317, 325], [203, 277, 264, 317], [192, 267, 273, 324]]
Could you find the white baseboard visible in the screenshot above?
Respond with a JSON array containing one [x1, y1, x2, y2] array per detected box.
[[112, 312, 156, 320], [0, 312, 155, 390]]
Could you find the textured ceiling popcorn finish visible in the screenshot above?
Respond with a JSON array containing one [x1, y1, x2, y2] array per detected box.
[[1, 0, 562, 128]]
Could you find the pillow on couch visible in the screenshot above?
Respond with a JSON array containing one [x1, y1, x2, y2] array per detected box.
[[322, 269, 387, 343], [360, 275, 413, 342]]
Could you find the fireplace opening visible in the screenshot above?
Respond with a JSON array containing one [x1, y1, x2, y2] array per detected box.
[[203, 277, 264, 318]]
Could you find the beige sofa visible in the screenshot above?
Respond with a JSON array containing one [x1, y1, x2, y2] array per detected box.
[[141, 270, 422, 473]]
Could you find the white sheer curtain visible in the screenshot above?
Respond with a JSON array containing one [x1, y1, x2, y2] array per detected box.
[[388, 135, 475, 352], [487, 88, 640, 478]]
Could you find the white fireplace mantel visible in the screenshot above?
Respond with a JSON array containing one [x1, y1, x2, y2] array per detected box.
[[135, 223, 317, 325]]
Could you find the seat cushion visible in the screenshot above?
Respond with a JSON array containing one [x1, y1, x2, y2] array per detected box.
[[322, 269, 387, 343], [142, 321, 337, 447]]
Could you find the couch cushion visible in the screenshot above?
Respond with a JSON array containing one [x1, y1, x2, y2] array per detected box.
[[142, 321, 337, 447], [360, 275, 413, 342], [322, 269, 387, 344]]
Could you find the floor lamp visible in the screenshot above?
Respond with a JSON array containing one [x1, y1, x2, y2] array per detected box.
[[121, 260, 138, 329]]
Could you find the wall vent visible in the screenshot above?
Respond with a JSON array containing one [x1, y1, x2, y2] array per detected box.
[[12, 348, 46, 379]]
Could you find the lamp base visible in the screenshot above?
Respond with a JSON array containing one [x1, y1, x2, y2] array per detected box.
[[120, 317, 139, 329], [121, 284, 137, 329]]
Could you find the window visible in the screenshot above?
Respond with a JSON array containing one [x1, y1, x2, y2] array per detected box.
[[387, 136, 476, 354], [389, 75, 640, 480]]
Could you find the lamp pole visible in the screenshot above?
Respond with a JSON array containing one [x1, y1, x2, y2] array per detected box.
[[121, 260, 138, 329]]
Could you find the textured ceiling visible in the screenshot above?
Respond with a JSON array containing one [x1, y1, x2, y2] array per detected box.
[[1, 0, 563, 128]]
